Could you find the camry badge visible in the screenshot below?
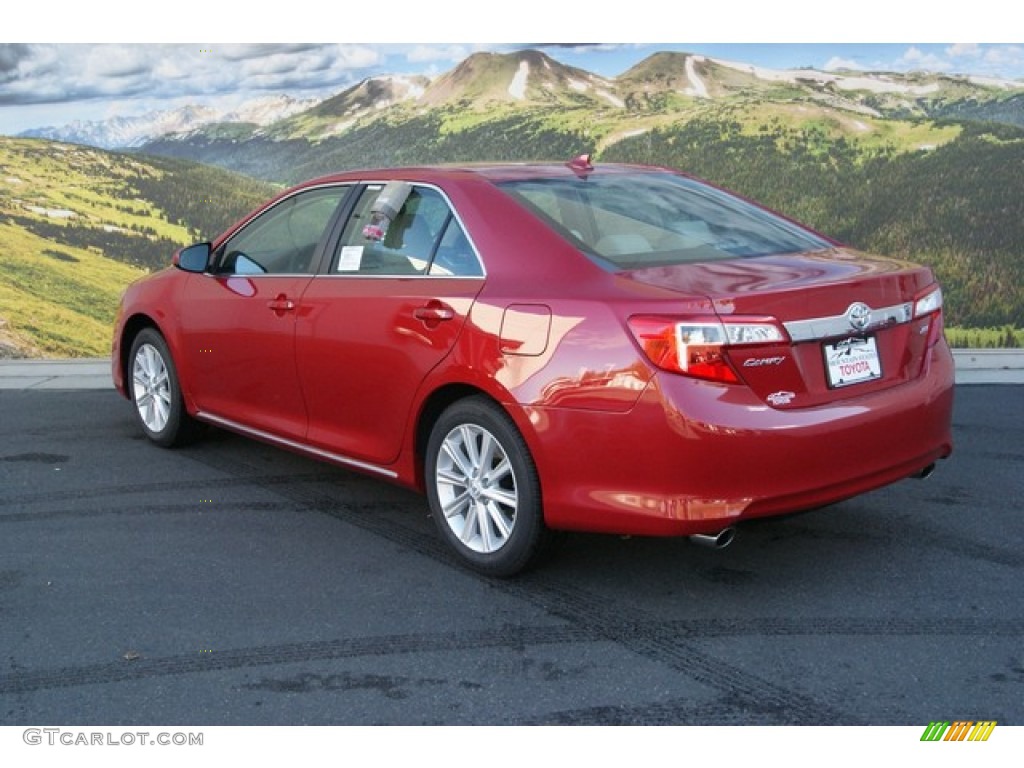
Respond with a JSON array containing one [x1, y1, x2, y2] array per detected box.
[[766, 391, 796, 406], [846, 302, 872, 332]]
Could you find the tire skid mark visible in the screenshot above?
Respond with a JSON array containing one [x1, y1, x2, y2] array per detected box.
[[0, 625, 589, 695], [4, 614, 1014, 698], [977, 451, 1024, 463], [116, 444, 1022, 725], [659, 616, 1024, 638], [180, 450, 850, 725], [0, 453, 68, 464], [0, 472, 340, 509], [781, 517, 1024, 569], [521, 697, 789, 726], [183, 451, 458, 562], [0, 500, 304, 525], [507, 581, 850, 725]]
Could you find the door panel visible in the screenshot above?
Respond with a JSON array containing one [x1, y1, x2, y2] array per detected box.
[[180, 274, 312, 439], [296, 278, 480, 464], [177, 185, 351, 438], [296, 183, 485, 464]]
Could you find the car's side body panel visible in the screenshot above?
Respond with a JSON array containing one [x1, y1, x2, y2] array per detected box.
[[296, 276, 483, 465], [176, 273, 313, 440]]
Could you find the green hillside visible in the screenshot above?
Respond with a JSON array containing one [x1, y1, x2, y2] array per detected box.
[[0, 138, 277, 357], [604, 117, 1024, 328]]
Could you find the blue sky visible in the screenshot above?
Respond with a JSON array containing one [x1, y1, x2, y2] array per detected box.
[[1, 2, 1021, 135]]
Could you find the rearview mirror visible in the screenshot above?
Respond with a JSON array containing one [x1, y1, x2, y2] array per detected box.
[[174, 242, 211, 273]]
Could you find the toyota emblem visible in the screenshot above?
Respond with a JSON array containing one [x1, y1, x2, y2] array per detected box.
[[846, 302, 872, 332]]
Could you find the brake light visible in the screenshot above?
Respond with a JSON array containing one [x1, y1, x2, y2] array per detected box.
[[914, 286, 943, 318], [912, 285, 945, 348], [628, 315, 786, 384]]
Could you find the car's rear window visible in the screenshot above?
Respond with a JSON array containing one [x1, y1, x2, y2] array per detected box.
[[497, 172, 830, 268]]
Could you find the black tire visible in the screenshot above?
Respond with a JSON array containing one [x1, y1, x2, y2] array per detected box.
[[425, 396, 558, 577], [127, 328, 199, 447]]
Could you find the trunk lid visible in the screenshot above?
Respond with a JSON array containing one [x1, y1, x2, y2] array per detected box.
[[620, 249, 942, 408]]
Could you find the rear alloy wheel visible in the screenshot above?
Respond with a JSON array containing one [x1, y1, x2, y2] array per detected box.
[[128, 328, 197, 447], [426, 397, 553, 576]]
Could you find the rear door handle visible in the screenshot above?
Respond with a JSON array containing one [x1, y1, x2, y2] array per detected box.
[[414, 303, 455, 323]]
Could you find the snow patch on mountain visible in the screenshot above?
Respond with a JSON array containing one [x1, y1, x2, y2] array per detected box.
[[25, 205, 76, 218], [684, 55, 709, 98], [509, 60, 529, 100], [711, 57, 945, 95], [597, 89, 624, 107], [389, 75, 427, 100], [968, 75, 1022, 90]]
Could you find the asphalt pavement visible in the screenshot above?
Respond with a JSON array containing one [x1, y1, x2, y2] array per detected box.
[[0, 375, 1021, 725]]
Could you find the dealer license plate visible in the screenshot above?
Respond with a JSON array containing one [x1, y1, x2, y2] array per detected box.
[[823, 335, 882, 388]]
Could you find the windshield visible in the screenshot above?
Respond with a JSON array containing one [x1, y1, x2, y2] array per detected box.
[[498, 172, 831, 268]]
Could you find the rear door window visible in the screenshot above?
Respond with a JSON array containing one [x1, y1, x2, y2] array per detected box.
[[332, 185, 483, 277]]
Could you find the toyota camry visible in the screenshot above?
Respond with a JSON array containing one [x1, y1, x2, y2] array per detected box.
[[112, 156, 954, 575]]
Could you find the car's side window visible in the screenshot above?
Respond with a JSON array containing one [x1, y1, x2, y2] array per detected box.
[[429, 216, 483, 277], [333, 185, 482, 277], [214, 186, 348, 276]]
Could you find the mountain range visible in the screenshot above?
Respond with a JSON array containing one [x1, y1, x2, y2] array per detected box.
[[18, 94, 321, 149], [17, 50, 1024, 152], [3, 48, 1024, 353]]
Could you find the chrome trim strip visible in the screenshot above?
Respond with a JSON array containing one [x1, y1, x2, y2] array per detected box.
[[218, 182, 355, 244], [312, 274, 485, 281], [783, 301, 914, 342], [196, 411, 399, 479]]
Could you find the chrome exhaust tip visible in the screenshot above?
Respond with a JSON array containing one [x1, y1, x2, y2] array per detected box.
[[913, 463, 936, 480], [689, 527, 736, 550]]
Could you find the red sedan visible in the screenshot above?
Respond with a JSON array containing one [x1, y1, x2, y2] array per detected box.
[[112, 157, 954, 576]]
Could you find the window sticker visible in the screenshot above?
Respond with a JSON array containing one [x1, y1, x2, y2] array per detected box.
[[337, 245, 364, 272]]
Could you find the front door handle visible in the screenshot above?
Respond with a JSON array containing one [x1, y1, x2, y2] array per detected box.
[[268, 294, 296, 314]]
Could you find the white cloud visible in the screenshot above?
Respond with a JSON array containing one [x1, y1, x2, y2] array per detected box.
[[946, 43, 982, 58], [406, 44, 470, 63], [824, 56, 862, 72], [897, 46, 948, 71], [0, 43, 384, 108], [883, 44, 1024, 79], [982, 44, 1024, 67]]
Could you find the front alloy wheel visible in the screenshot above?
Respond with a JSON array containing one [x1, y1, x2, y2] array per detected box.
[[133, 341, 172, 434], [128, 328, 197, 447], [426, 397, 556, 576]]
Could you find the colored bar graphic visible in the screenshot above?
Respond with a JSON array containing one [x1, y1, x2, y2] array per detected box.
[[968, 722, 997, 742], [921, 722, 950, 741], [944, 721, 972, 741], [920, 720, 996, 742]]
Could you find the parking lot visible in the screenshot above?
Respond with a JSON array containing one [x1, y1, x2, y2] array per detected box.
[[1, 384, 1021, 725]]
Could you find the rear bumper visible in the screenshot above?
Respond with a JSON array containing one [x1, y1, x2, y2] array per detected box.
[[521, 342, 954, 536]]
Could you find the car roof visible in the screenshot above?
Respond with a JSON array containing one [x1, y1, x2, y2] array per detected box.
[[296, 160, 678, 189]]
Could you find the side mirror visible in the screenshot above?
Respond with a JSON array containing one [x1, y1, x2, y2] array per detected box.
[[174, 242, 211, 273]]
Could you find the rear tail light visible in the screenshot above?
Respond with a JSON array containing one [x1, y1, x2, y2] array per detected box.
[[913, 285, 944, 347], [628, 315, 786, 384], [913, 285, 943, 318]]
